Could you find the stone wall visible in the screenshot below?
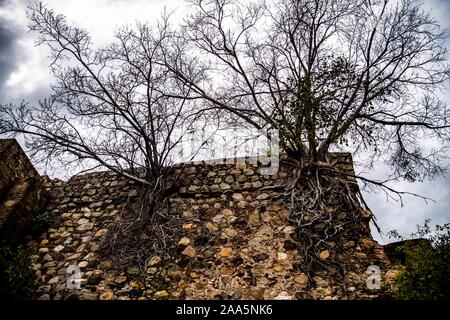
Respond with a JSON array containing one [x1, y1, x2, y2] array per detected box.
[[23, 153, 397, 300], [0, 139, 47, 241]]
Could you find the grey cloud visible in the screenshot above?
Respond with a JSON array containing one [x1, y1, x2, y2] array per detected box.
[[365, 167, 450, 244], [0, 0, 27, 100], [0, 20, 19, 89]]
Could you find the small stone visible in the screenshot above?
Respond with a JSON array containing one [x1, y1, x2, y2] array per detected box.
[[225, 175, 234, 183], [224, 228, 238, 238], [67, 253, 81, 260], [232, 193, 243, 200], [319, 250, 330, 260], [38, 294, 50, 300], [40, 239, 49, 246], [219, 247, 232, 258], [277, 252, 288, 261], [130, 280, 143, 289], [219, 182, 231, 190], [355, 252, 367, 260], [188, 185, 199, 192], [283, 225, 296, 233], [99, 260, 113, 270], [48, 276, 60, 285], [248, 212, 260, 226], [203, 248, 217, 258], [114, 275, 127, 284], [146, 256, 161, 267], [205, 222, 217, 232], [243, 168, 254, 175], [237, 201, 247, 208], [128, 190, 139, 197], [178, 237, 191, 246], [178, 279, 188, 289], [38, 285, 51, 293], [53, 245, 65, 253], [90, 201, 103, 209], [43, 254, 53, 262], [182, 223, 194, 230], [252, 181, 263, 188], [39, 248, 49, 254], [361, 210, 372, 219], [154, 290, 169, 299], [77, 223, 94, 232], [251, 288, 265, 300], [182, 245, 196, 258], [182, 211, 194, 218], [81, 236, 91, 243], [360, 238, 375, 251], [127, 266, 140, 276], [100, 291, 114, 300], [231, 292, 241, 300], [84, 252, 95, 261], [79, 261, 89, 268], [168, 268, 183, 278], [223, 208, 233, 216], [212, 214, 224, 223], [273, 264, 284, 272], [94, 229, 108, 238], [294, 274, 309, 288], [274, 291, 292, 300], [256, 193, 270, 200], [343, 241, 355, 249], [219, 267, 234, 275], [146, 267, 158, 274], [207, 171, 217, 177]]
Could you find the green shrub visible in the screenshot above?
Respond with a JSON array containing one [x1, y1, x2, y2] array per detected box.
[[29, 210, 55, 235], [388, 219, 450, 300], [0, 241, 37, 299]]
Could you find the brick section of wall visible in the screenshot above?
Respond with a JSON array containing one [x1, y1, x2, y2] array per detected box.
[[0, 139, 47, 240], [25, 154, 397, 300]]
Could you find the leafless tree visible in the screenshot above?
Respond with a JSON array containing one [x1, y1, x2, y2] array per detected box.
[[167, 0, 450, 277], [0, 3, 207, 268]]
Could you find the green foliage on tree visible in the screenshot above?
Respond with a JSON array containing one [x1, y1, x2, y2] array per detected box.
[[388, 219, 450, 300]]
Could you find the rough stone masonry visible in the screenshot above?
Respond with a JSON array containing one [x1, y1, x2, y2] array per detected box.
[[0, 139, 399, 300]]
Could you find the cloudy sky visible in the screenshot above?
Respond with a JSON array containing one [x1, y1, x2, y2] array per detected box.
[[0, 0, 449, 244]]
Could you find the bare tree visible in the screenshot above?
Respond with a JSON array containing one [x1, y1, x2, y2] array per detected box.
[[0, 3, 206, 267], [167, 0, 450, 276]]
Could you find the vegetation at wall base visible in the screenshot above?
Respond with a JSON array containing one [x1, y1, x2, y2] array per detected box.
[[388, 219, 450, 300], [0, 241, 37, 299]]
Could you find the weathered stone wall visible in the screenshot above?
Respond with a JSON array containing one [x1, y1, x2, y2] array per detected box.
[[0, 139, 40, 195], [24, 153, 396, 300], [0, 139, 47, 241]]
